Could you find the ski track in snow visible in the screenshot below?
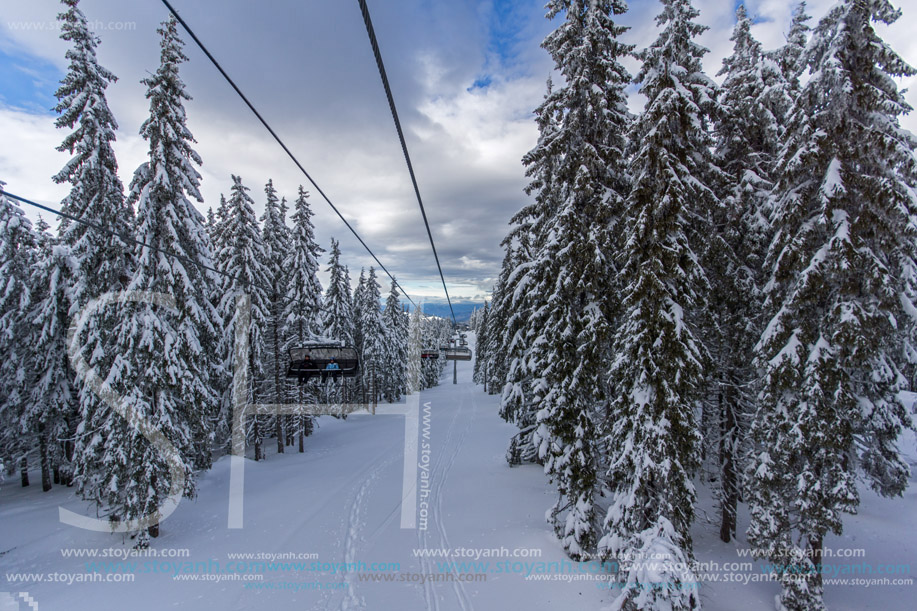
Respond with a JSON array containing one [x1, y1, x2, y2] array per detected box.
[[337, 451, 399, 611], [417, 375, 477, 611]]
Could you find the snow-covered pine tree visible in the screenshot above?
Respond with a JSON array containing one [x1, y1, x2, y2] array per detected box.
[[521, 0, 631, 560], [381, 280, 407, 402], [52, 0, 136, 497], [261, 179, 290, 453], [24, 213, 77, 492], [217, 175, 271, 461], [406, 306, 424, 393], [705, 4, 784, 544], [598, 0, 720, 606], [321, 239, 355, 346], [747, 1, 917, 608], [497, 242, 542, 466], [360, 268, 385, 403], [282, 186, 323, 448], [72, 16, 220, 546], [499, 77, 561, 435], [0, 186, 37, 488], [53, 0, 133, 307], [209, 193, 228, 249], [774, 2, 811, 95], [472, 300, 488, 385], [420, 314, 449, 389], [352, 268, 368, 359]]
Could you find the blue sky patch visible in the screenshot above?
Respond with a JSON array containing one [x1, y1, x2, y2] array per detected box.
[[468, 74, 493, 92], [0, 42, 61, 114], [468, 0, 536, 93]]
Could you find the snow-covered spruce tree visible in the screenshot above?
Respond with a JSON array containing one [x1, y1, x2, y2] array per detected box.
[[519, 0, 630, 560], [746, 1, 917, 608], [472, 300, 489, 384], [282, 186, 323, 448], [774, 3, 811, 95], [53, 0, 133, 307], [498, 78, 566, 432], [217, 175, 271, 461], [381, 280, 407, 402], [72, 17, 220, 546], [209, 193, 228, 249], [360, 268, 385, 402], [352, 268, 368, 359], [260, 179, 290, 453], [406, 306, 424, 393], [420, 314, 449, 388], [25, 215, 77, 491], [52, 0, 135, 496], [321, 239, 355, 346], [598, 0, 721, 606], [0, 186, 37, 487], [704, 4, 785, 544]]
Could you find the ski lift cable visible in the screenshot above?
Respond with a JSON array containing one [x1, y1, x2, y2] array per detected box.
[[1, 189, 270, 293], [159, 0, 417, 310], [355, 0, 457, 328]]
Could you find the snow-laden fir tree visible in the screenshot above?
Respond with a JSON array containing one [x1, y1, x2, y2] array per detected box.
[[746, 1, 917, 608], [381, 280, 408, 402], [498, 78, 562, 427], [352, 268, 368, 359], [359, 268, 385, 402], [420, 314, 449, 389], [321, 239, 355, 346], [520, 0, 631, 560], [472, 300, 489, 385], [52, 0, 136, 497], [599, 0, 721, 606], [496, 241, 541, 465], [282, 186, 323, 448], [0, 186, 37, 487], [52, 0, 133, 307], [217, 175, 271, 461], [73, 16, 220, 546], [406, 306, 424, 393], [260, 179, 290, 453], [24, 215, 77, 491], [774, 3, 811, 95], [704, 4, 785, 544]]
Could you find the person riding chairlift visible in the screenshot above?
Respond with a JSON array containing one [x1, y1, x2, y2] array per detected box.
[[325, 358, 341, 371]]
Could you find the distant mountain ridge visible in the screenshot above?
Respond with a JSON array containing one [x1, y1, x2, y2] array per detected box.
[[418, 301, 484, 322]]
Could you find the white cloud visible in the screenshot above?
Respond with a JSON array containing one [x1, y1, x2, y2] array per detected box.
[[1, 0, 915, 301]]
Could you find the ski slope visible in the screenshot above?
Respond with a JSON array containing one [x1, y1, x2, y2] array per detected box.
[[2, 339, 915, 610]]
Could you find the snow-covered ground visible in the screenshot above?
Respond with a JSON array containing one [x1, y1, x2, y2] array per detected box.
[[2, 343, 915, 610]]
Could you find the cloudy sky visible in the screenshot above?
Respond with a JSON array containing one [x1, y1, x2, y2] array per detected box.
[[1, 0, 915, 305]]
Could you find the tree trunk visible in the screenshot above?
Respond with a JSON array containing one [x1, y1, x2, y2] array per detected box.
[[809, 535, 823, 589], [719, 387, 738, 543], [20, 455, 29, 487], [40, 423, 52, 492], [254, 417, 264, 461], [274, 322, 284, 454]]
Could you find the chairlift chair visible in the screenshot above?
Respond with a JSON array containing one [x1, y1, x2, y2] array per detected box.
[[287, 344, 360, 381], [444, 347, 472, 361]]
